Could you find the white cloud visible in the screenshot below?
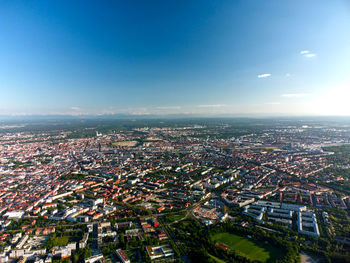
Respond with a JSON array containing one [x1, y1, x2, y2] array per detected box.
[[300, 50, 316, 58], [257, 73, 271, 78], [281, 93, 310, 98], [305, 53, 316, 58], [265, 102, 281, 105], [71, 106, 81, 111], [127, 108, 151, 115], [197, 104, 226, 108], [156, 106, 181, 110], [285, 73, 291, 77]]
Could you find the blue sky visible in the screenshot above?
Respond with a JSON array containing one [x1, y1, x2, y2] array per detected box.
[[0, 0, 349, 116]]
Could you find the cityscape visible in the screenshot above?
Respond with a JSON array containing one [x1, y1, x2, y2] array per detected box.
[[0, 118, 349, 262], [1, 1, 350, 263]]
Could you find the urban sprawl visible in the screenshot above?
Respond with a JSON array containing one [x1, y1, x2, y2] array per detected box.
[[0, 119, 349, 263]]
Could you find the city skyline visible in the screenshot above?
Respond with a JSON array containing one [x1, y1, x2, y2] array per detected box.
[[1, 1, 349, 116]]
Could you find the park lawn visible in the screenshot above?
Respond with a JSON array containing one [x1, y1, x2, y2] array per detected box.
[[209, 253, 227, 263], [211, 232, 283, 263], [52, 236, 69, 246], [165, 212, 186, 223]]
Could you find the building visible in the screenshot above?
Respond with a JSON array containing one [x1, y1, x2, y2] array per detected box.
[[297, 211, 320, 237], [116, 249, 130, 263], [146, 245, 174, 260]]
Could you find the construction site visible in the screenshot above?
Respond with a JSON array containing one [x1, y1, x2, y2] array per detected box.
[[192, 199, 228, 225]]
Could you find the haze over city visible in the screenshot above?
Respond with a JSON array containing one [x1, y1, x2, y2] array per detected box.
[[1, 1, 349, 117]]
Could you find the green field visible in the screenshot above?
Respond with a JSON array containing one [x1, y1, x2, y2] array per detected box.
[[211, 232, 283, 262]]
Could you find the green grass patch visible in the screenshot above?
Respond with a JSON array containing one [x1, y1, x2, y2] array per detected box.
[[54, 236, 69, 246], [45, 236, 69, 249], [211, 232, 283, 263], [164, 212, 186, 223]]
